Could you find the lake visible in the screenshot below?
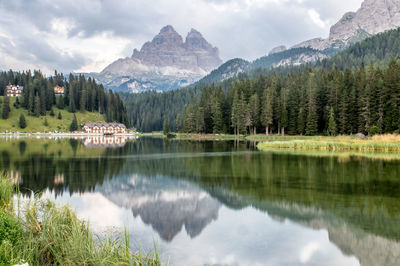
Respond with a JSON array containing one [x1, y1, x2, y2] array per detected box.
[[1, 136, 400, 266]]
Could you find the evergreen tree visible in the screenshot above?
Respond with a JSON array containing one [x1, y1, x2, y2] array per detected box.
[[57, 95, 65, 109], [261, 87, 273, 136], [211, 98, 224, 133], [2, 96, 10, 119], [231, 90, 241, 135], [184, 104, 196, 133], [196, 106, 205, 133], [69, 114, 78, 132], [327, 107, 337, 136], [19, 113, 26, 129], [249, 93, 260, 135], [43, 117, 49, 127], [57, 112, 62, 120], [34, 94, 40, 117], [50, 108, 55, 116], [280, 88, 288, 136], [305, 77, 318, 136], [163, 117, 170, 135], [176, 113, 183, 132]]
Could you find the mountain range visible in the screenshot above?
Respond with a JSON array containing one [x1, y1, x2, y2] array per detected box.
[[92, 0, 400, 94], [197, 0, 400, 85], [91, 26, 222, 93]]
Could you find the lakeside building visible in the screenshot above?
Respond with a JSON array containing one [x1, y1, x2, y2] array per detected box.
[[6, 85, 24, 97], [54, 85, 65, 95], [82, 123, 126, 134]]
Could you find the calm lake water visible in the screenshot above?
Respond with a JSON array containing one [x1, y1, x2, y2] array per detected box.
[[1, 136, 400, 266]]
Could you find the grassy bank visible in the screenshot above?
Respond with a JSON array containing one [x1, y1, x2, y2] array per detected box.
[[0, 96, 106, 132], [0, 175, 160, 265], [257, 135, 400, 153]]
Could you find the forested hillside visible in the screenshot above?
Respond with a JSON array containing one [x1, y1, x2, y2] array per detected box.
[[120, 86, 203, 132], [183, 61, 400, 136], [122, 27, 400, 133], [319, 28, 400, 70], [0, 70, 129, 127]]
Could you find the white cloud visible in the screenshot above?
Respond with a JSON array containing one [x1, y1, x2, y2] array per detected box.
[[308, 9, 328, 28]]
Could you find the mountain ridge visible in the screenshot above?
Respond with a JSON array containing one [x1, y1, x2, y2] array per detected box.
[[96, 25, 222, 93]]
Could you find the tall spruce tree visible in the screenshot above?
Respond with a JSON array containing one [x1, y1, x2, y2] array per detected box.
[[69, 114, 78, 132], [327, 107, 337, 136], [261, 87, 273, 136], [305, 76, 318, 136], [2, 96, 10, 119], [19, 113, 27, 129], [163, 117, 170, 135]]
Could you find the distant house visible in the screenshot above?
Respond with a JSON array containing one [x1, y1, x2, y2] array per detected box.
[[54, 85, 65, 95], [83, 123, 126, 134], [6, 85, 23, 97]]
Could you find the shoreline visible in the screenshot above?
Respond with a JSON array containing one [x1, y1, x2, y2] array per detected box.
[[0, 132, 139, 137]]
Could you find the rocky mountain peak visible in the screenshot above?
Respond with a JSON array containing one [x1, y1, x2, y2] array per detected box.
[[294, 0, 400, 50], [160, 25, 177, 34], [268, 45, 287, 55], [187, 28, 202, 38], [185, 28, 215, 51], [98, 25, 223, 93]]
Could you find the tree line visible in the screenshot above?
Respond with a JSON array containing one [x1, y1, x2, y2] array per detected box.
[[182, 61, 400, 136], [121, 27, 400, 133], [0, 70, 129, 126]]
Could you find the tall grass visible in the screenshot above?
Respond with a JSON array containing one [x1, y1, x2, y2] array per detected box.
[[0, 174, 161, 265], [257, 135, 400, 153]]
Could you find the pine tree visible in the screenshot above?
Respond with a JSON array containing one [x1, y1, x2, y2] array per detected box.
[[183, 104, 196, 133], [249, 93, 260, 135], [50, 108, 55, 116], [19, 113, 26, 129], [57, 95, 64, 109], [280, 88, 288, 136], [327, 107, 337, 136], [261, 87, 273, 136], [2, 96, 10, 119], [69, 114, 78, 132], [196, 106, 205, 133], [211, 98, 224, 133], [176, 113, 183, 132], [163, 117, 170, 135], [57, 112, 62, 120], [34, 94, 40, 117], [43, 117, 49, 127], [305, 76, 318, 136], [231, 90, 240, 136]]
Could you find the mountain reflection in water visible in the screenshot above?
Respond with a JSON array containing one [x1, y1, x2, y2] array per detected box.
[[1, 137, 400, 265]]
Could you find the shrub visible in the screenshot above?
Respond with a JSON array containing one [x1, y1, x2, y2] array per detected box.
[[369, 125, 380, 136], [19, 114, 27, 129], [0, 211, 23, 245]]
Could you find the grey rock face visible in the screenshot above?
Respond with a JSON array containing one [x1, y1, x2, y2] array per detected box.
[[268, 45, 287, 55], [97, 25, 222, 93], [294, 0, 400, 50]]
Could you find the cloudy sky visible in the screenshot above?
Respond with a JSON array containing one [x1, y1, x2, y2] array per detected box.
[[0, 0, 364, 74]]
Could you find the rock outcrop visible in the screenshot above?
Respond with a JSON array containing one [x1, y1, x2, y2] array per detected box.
[[294, 0, 400, 50], [268, 45, 287, 55], [96, 25, 222, 93]]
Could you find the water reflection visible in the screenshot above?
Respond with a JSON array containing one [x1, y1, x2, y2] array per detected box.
[[83, 136, 128, 148], [1, 137, 400, 265], [99, 175, 220, 241]]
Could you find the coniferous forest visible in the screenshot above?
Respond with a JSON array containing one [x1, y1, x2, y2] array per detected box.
[[122, 27, 400, 133], [182, 61, 400, 136], [0, 70, 129, 126]]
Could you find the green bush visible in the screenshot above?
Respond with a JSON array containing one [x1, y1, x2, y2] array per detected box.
[[0, 211, 23, 245], [369, 125, 381, 136]]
